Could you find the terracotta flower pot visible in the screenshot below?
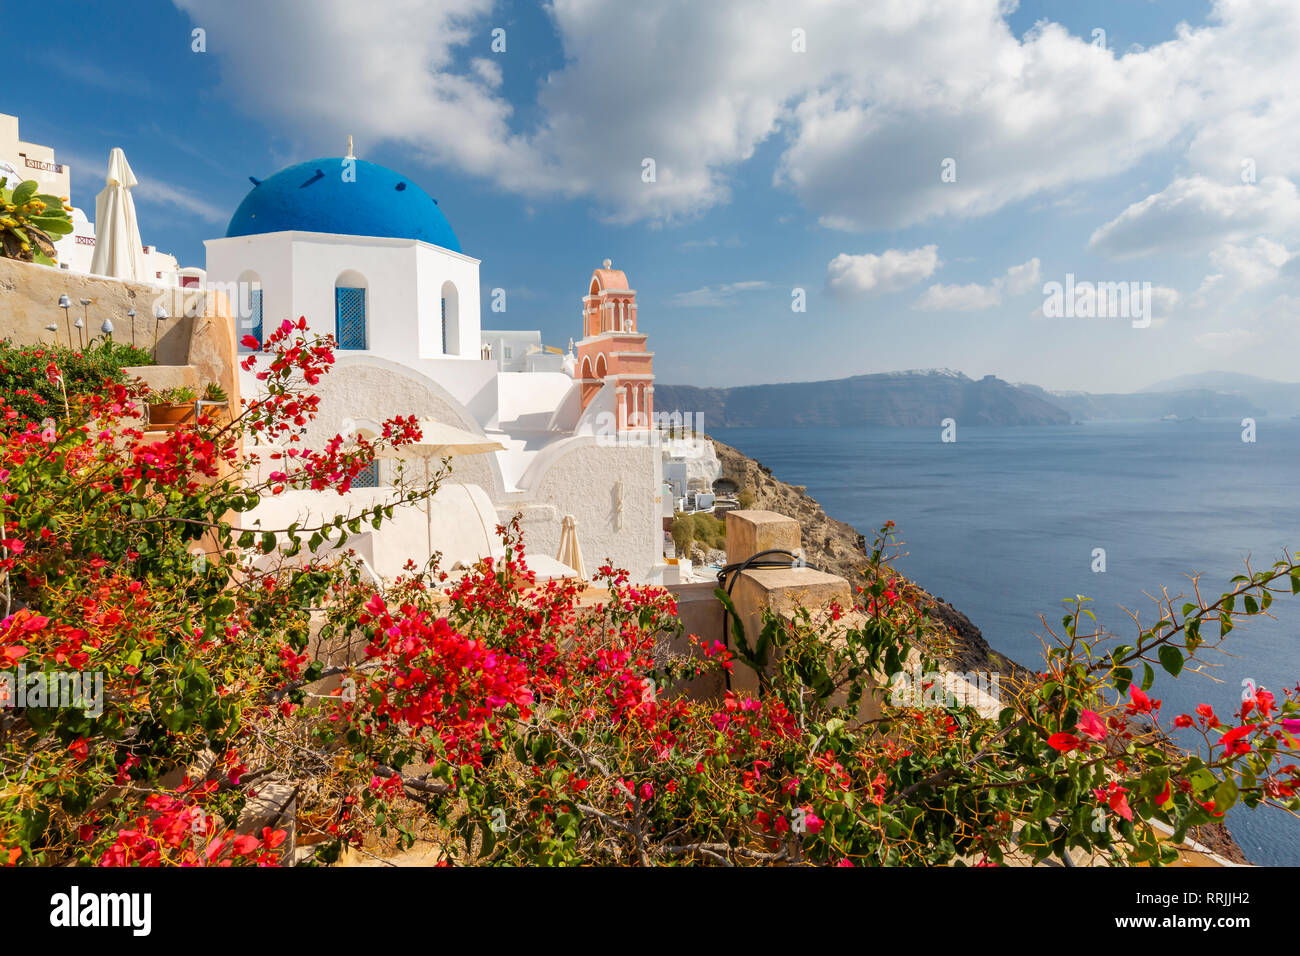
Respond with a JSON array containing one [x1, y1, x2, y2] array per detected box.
[[148, 401, 196, 430]]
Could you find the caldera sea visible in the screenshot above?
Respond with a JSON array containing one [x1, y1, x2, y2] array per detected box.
[[711, 419, 1300, 866]]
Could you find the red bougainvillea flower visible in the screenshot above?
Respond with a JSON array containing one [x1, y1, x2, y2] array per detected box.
[[1077, 710, 1107, 742], [67, 738, 90, 762], [1282, 718, 1300, 736], [1220, 725, 1252, 756], [1048, 732, 1081, 753], [1093, 782, 1133, 821], [1174, 714, 1194, 728], [1125, 684, 1160, 716]]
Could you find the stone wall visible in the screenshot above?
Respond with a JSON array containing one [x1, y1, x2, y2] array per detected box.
[[0, 257, 241, 417]]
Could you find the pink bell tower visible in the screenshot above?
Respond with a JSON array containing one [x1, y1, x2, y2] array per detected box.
[[576, 259, 654, 430]]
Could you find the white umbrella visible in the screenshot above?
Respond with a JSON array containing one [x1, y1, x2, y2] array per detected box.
[[375, 420, 505, 556], [89, 148, 147, 281], [556, 514, 587, 580]]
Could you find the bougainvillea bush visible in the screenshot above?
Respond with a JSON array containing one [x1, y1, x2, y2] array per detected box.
[[0, 320, 1296, 867]]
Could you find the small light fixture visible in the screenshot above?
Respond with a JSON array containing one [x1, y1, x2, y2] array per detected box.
[[126, 308, 137, 348], [153, 307, 169, 362], [58, 294, 72, 344]]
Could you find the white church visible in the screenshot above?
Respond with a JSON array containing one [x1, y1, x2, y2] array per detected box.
[[205, 150, 670, 583]]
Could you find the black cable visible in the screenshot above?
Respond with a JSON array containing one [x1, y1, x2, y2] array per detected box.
[[714, 549, 823, 692]]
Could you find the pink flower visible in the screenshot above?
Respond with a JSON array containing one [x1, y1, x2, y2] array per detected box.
[[1282, 718, 1300, 735], [1077, 709, 1106, 742]]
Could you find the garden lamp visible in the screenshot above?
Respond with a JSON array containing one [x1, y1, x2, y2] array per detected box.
[[153, 307, 169, 362], [58, 294, 72, 344]]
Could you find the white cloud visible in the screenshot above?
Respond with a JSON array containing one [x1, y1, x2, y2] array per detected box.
[[914, 282, 1003, 311], [61, 149, 226, 224], [670, 281, 772, 308], [913, 257, 1040, 311], [826, 246, 939, 299], [133, 178, 227, 224], [171, 0, 1300, 239], [1194, 238, 1292, 302], [1192, 293, 1299, 354], [1088, 176, 1300, 259], [1004, 258, 1042, 295]]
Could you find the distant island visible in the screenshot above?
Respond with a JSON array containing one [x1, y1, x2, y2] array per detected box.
[[655, 368, 1300, 427]]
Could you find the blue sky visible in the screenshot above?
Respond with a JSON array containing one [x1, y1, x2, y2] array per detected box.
[[10, 0, 1298, 392]]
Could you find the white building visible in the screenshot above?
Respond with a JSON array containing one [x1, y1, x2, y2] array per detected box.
[[1, 112, 183, 286], [206, 153, 666, 582], [480, 329, 566, 373]]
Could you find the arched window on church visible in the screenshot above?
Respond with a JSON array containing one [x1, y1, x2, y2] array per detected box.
[[238, 270, 262, 349], [441, 280, 459, 355], [335, 270, 368, 350], [352, 427, 380, 488], [353, 460, 380, 488]]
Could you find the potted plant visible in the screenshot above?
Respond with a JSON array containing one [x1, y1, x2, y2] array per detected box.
[[148, 385, 197, 430]]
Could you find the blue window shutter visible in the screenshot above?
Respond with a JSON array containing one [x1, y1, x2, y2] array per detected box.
[[353, 460, 379, 488], [249, 289, 263, 346], [336, 287, 367, 349]]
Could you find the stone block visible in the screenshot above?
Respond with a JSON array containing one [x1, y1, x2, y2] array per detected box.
[[728, 566, 851, 695], [725, 510, 801, 566]]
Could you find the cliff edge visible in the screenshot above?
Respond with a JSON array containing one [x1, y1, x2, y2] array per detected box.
[[710, 436, 1249, 864]]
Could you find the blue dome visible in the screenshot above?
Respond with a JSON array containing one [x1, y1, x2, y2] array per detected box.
[[225, 158, 461, 252]]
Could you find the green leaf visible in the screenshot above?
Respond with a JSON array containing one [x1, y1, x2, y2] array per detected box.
[[1213, 777, 1239, 813], [1158, 645, 1183, 677], [11, 180, 37, 205], [1189, 768, 1217, 794]]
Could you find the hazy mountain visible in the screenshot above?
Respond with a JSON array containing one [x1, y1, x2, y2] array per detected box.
[[1015, 384, 1266, 422], [1139, 371, 1300, 417], [654, 369, 1072, 428]]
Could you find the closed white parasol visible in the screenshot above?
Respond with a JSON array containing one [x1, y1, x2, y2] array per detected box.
[[556, 514, 587, 580], [89, 148, 147, 281]]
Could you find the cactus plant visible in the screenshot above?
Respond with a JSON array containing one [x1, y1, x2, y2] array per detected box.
[[0, 177, 74, 266]]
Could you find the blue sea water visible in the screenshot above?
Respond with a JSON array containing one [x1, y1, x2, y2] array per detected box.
[[711, 420, 1300, 866]]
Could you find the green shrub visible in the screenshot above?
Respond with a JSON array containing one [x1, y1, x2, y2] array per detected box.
[[671, 513, 694, 555], [0, 338, 152, 427], [670, 512, 727, 555]]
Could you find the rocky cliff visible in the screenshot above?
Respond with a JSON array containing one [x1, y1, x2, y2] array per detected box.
[[711, 435, 1248, 863], [711, 437, 1023, 676]]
